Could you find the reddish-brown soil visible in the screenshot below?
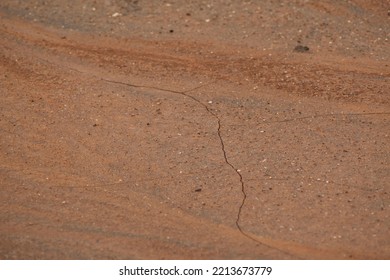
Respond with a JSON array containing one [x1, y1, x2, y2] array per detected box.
[[0, 1, 389, 259]]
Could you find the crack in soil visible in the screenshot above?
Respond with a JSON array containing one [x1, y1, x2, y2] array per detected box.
[[29, 58, 297, 256], [101, 77, 295, 257]]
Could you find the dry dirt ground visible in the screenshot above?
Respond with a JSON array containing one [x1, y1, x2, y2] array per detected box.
[[0, 0, 389, 259]]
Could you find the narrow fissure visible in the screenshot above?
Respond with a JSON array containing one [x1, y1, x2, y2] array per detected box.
[[101, 77, 294, 257]]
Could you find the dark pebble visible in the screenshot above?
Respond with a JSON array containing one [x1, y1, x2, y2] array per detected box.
[[294, 45, 310, 53], [195, 188, 202, 192]]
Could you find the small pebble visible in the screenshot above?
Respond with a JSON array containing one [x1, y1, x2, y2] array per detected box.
[[294, 45, 310, 53]]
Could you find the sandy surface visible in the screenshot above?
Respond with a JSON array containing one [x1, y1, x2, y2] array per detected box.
[[0, 0, 389, 259]]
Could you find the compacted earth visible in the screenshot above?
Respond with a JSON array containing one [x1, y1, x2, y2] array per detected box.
[[0, 0, 389, 259]]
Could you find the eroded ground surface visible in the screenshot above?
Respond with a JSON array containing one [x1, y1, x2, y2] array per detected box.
[[0, 0, 389, 259]]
